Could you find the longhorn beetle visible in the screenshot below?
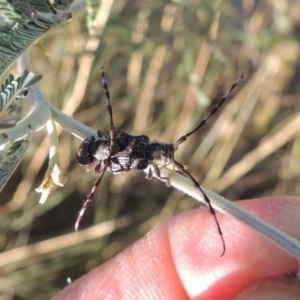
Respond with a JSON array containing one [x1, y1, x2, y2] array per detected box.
[[76, 67, 243, 256]]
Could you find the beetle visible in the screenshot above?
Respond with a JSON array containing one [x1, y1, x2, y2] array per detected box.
[[76, 67, 243, 255]]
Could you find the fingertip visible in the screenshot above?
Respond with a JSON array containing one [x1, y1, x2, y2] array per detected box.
[[53, 196, 300, 300]]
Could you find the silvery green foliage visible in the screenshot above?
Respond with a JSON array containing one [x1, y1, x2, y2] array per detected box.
[[0, 70, 41, 181], [0, 137, 30, 192], [53, 0, 76, 11], [0, 0, 73, 76], [0, 1, 77, 197], [0, 69, 42, 117]]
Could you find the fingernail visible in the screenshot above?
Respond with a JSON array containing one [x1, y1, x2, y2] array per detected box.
[[235, 277, 300, 300]]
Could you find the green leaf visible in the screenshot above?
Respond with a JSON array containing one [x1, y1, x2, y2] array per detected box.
[[0, 70, 42, 116], [0, 137, 30, 193], [0, 0, 73, 76]]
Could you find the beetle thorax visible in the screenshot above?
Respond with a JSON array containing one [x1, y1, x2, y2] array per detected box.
[[146, 142, 174, 166], [90, 139, 111, 161]]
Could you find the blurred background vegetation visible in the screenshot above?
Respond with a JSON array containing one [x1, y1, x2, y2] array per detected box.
[[1, 0, 300, 298]]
